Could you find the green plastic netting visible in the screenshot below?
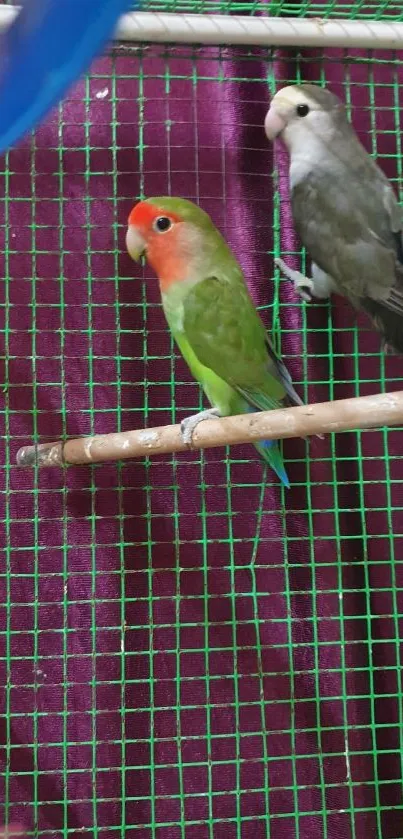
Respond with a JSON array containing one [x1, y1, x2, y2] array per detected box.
[[1, 1, 403, 838]]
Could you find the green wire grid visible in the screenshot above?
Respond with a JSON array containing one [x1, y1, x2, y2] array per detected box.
[[0, 1, 403, 838], [3, 0, 403, 19], [137, 0, 403, 20]]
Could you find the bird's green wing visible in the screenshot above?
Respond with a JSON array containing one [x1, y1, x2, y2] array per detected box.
[[182, 275, 295, 412]]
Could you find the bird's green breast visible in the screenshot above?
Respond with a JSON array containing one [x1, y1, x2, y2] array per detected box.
[[161, 285, 241, 416], [175, 330, 242, 416]]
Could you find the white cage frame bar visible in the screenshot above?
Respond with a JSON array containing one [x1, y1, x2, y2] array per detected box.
[[1, 5, 403, 50]]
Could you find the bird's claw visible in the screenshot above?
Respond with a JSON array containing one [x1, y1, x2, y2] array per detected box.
[[294, 280, 314, 303], [274, 257, 314, 302], [382, 340, 397, 356], [180, 408, 221, 447]]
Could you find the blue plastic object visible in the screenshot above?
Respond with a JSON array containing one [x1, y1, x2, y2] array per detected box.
[[0, 0, 135, 154]]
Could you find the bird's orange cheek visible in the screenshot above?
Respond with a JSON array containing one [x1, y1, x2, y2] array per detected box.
[[146, 236, 186, 291], [145, 237, 170, 283]]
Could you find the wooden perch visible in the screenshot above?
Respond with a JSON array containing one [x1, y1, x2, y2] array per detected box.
[[15, 390, 403, 469]]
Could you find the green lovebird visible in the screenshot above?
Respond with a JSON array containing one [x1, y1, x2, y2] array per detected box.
[[126, 196, 305, 487]]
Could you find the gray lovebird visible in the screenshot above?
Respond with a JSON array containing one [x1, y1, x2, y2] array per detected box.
[[264, 83, 403, 354]]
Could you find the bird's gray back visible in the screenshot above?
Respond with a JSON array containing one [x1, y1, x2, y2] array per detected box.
[[291, 136, 401, 301]]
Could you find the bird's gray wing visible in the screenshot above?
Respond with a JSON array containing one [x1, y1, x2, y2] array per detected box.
[[291, 166, 403, 316]]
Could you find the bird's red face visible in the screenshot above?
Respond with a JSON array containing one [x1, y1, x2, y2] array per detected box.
[[126, 201, 187, 291]]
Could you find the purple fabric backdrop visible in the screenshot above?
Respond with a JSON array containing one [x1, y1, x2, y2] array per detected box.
[[0, 18, 403, 839]]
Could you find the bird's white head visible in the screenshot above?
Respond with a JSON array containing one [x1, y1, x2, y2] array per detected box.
[[264, 84, 344, 154]]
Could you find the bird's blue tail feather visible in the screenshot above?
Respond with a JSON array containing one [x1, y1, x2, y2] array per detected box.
[[245, 405, 289, 488]]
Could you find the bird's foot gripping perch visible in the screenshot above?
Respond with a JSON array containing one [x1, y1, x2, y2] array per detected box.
[[275, 258, 314, 302], [180, 408, 221, 447]]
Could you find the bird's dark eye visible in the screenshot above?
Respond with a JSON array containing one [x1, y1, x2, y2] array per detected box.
[[154, 216, 172, 233], [296, 103, 310, 117]]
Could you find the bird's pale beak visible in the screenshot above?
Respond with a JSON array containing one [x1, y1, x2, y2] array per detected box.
[[126, 225, 146, 262], [264, 106, 287, 141]]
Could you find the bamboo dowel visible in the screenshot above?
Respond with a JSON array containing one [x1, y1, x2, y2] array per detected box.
[[16, 390, 403, 469], [1, 8, 403, 50]]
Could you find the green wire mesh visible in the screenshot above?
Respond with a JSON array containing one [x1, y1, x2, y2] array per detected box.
[[5, 0, 403, 16], [138, 0, 403, 19], [0, 1, 403, 838]]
